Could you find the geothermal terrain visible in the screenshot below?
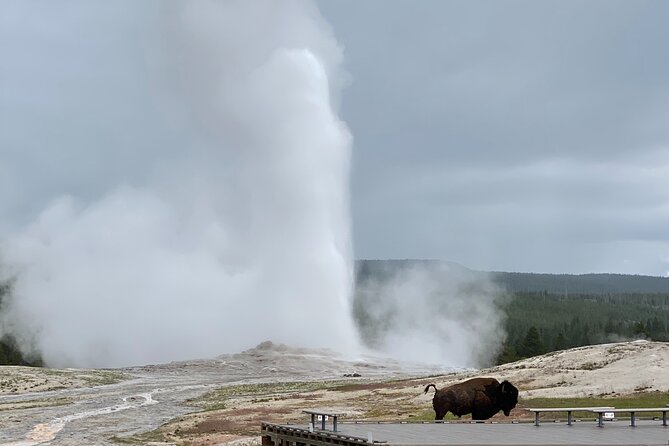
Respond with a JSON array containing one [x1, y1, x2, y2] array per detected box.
[[0, 340, 668, 446]]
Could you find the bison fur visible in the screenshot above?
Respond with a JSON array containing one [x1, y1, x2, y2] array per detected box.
[[424, 377, 518, 420]]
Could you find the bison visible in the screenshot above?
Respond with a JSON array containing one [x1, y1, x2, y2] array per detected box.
[[424, 377, 518, 420]]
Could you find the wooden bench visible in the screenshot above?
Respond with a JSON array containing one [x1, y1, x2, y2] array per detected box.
[[591, 407, 669, 427], [527, 407, 614, 426], [303, 409, 341, 432]]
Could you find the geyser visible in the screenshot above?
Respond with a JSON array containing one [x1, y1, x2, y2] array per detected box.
[[1, 1, 506, 370], [0, 0, 357, 367]]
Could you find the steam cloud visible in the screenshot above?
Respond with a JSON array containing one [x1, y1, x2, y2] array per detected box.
[[354, 261, 507, 367], [0, 1, 357, 367], [0, 1, 506, 369]]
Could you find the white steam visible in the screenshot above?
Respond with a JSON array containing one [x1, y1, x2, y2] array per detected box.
[[0, 1, 506, 370], [354, 261, 507, 367], [0, 1, 357, 367]]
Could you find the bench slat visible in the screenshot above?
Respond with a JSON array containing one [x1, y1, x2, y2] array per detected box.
[[590, 407, 669, 427], [592, 408, 669, 413], [528, 407, 614, 412], [528, 407, 615, 427]]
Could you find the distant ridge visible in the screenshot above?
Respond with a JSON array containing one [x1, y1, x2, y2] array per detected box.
[[354, 259, 669, 294], [489, 271, 669, 294]]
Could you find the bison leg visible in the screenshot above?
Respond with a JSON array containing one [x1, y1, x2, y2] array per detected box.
[[472, 408, 496, 421], [435, 408, 447, 420]]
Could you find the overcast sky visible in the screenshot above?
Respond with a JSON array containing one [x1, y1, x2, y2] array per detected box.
[[319, 0, 669, 275], [2, 1, 668, 277]]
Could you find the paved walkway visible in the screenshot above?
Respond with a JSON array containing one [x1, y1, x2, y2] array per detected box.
[[333, 420, 669, 445]]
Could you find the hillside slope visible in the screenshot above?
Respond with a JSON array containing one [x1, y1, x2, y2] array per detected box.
[[468, 339, 669, 398], [1, 340, 667, 445], [355, 259, 669, 294], [143, 340, 669, 445]]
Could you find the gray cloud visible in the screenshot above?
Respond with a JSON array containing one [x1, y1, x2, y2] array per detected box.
[[319, 0, 669, 275], [1, 0, 668, 369]]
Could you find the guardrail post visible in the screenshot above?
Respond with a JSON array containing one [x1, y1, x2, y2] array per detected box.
[[567, 411, 573, 426], [597, 412, 604, 427], [534, 412, 540, 426], [630, 411, 636, 427]]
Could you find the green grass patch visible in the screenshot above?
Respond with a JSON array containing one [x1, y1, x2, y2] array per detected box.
[[401, 408, 461, 422], [190, 378, 410, 412], [407, 408, 437, 421], [110, 430, 167, 444], [25, 368, 126, 387], [0, 397, 72, 411], [328, 377, 417, 392], [361, 406, 461, 422], [80, 370, 127, 386], [328, 383, 371, 392], [189, 379, 355, 412], [523, 391, 669, 408]]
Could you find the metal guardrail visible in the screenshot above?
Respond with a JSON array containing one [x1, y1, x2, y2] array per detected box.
[[527, 407, 614, 426], [591, 407, 669, 427], [528, 406, 669, 427], [261, 422, 374, 446]]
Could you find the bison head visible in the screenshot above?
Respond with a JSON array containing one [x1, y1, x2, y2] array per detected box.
[[499, 380, 519, 416]]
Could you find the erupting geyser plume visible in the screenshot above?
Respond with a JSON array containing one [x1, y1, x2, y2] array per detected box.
[[1, 1, 507, 370], [0, 1, 357, 367]]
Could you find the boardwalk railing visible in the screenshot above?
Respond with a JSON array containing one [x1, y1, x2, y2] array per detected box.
[[303, 409, 342, 432], [527, 407, 614, 426], [591, 407, 669, 427], [529, 406, 669, 427], [261, 422, 372, 446]]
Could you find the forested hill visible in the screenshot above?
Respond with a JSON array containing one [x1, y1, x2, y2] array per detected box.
[[355, 259, 669, 294], [3, 260, 669, 366], [490, 272, 669, 294], [354, 259, 669, 365]]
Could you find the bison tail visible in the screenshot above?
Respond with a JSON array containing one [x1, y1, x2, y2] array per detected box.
[[424, 384, 438, 394]]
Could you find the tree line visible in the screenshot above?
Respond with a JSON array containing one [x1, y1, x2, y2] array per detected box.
[[0, 279, 37, 365], [2, 262, 669, 367], [496, 291, 669, 364]]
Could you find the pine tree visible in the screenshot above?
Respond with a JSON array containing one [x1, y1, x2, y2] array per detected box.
[[554, 332, 567, 351], [496, 342, 520, 365], [519, 326, 543, 358]]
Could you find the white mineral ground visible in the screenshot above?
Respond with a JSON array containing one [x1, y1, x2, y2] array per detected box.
[[0, 340, 667, 445]]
